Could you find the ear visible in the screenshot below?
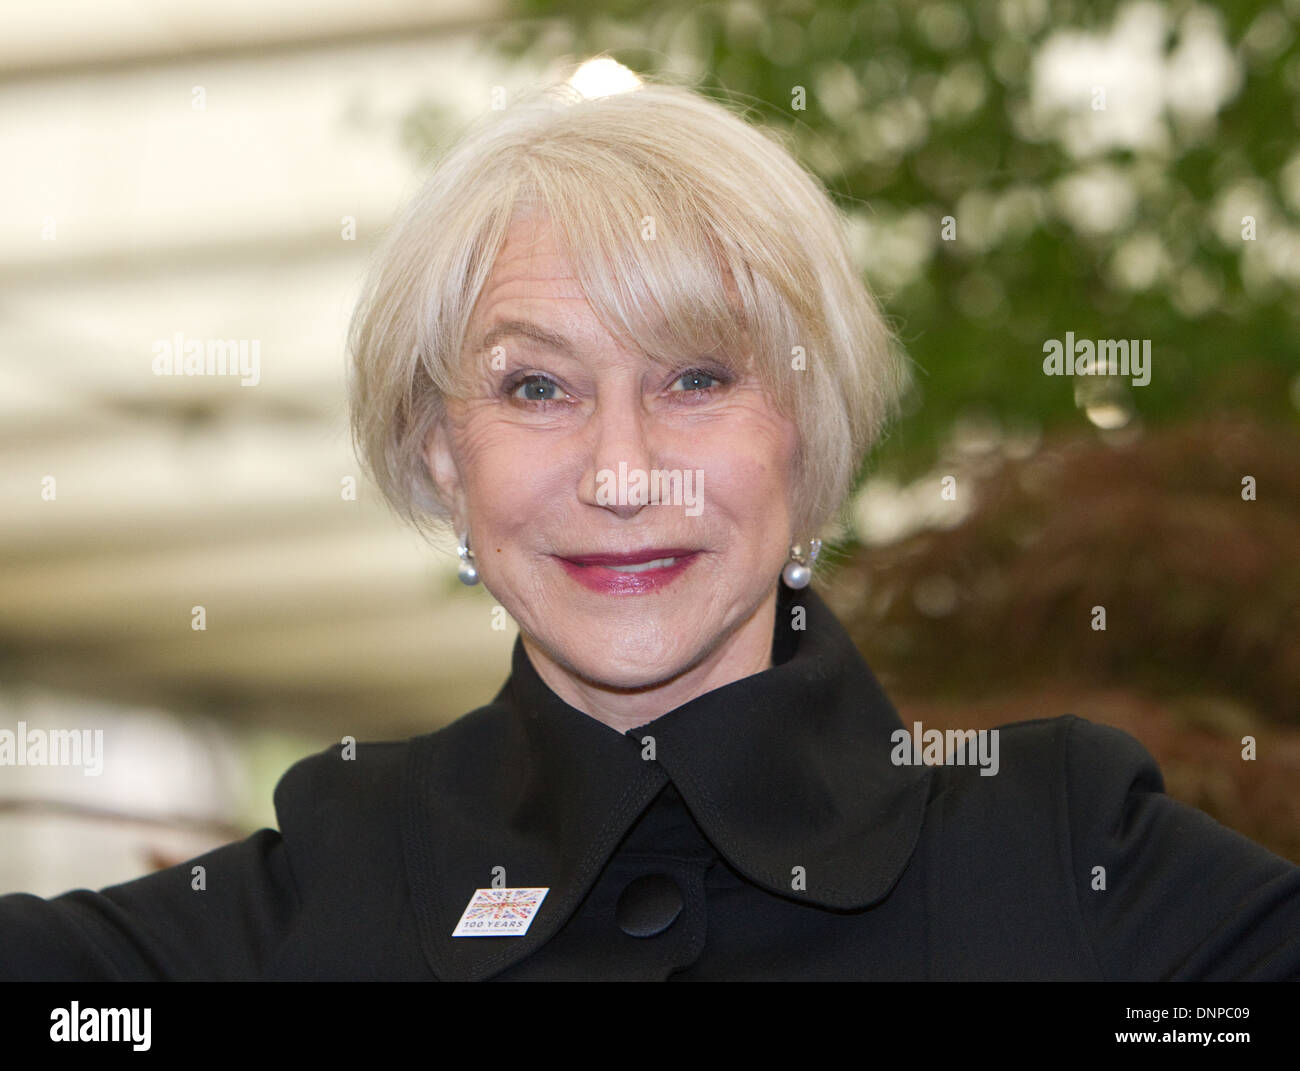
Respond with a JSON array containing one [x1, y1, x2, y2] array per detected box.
[[424, 410, 467, 534]]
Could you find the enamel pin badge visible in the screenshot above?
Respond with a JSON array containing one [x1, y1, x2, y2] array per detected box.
[[452, 887, 549, 937]]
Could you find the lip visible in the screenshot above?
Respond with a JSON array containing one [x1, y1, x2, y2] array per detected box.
[[556, 549, 700, 595], [561, 547, 697, 566]]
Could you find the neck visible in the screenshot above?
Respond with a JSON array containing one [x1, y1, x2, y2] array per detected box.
[[520, 588, 780, 734]]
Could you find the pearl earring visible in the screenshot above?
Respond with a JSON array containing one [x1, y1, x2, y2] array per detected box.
[[457, 534, 479, 586], [781, 538, 821, 590]]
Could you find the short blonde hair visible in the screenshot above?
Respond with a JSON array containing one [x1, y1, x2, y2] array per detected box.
[[349, 75, 912, 547]]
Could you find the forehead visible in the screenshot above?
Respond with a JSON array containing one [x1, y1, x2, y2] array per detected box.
[[469, 217, 628, 355], [463, 204, 753, 376], [477, 216, 584, 301]]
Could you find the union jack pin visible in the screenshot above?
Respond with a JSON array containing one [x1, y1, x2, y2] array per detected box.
[[452, 887, 549, 937]]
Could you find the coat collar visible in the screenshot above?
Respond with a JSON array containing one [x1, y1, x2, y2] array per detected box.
[[402, 583, 931, 981]]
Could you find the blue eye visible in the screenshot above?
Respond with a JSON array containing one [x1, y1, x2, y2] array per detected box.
[[502, 366, 730, 407], [507, 374, 563, 402], [671, 370, 720, 392]]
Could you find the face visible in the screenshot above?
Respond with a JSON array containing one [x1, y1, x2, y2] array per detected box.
[[425, 214, 801, 712]]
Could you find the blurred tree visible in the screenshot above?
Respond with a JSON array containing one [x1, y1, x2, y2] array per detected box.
[[479, 0, 1300, 490]]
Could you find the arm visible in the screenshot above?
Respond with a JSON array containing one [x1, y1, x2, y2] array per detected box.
[[1066, 717, 1300, 980], [0, 828, 298, 981]]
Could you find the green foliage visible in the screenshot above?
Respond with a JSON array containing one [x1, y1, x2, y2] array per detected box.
[[479, 0, 1300, 487]]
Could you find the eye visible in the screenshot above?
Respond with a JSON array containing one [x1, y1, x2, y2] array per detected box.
[[669, 368, 727, 394], [504, 373, 566, 404]]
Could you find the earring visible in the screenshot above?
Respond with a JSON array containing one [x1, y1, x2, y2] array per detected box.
[[780, 538, 821, 590], [457, 533, 479, 586]]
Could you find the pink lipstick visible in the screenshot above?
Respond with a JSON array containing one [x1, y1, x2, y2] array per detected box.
[[556, 548, 700, 595]]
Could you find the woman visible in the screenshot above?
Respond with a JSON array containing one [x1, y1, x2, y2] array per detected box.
[[3, 77, 1298, 982]]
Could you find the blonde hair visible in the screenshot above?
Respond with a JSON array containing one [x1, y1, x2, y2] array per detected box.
[[348, 75, 912, 550]]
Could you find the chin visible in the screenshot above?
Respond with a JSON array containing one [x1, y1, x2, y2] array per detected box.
[[561, 635, 697, 692]]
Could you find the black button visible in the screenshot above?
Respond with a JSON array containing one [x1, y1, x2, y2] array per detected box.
[[615, 873, 683, 938]]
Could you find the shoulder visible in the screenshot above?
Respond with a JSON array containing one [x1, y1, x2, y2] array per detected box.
[[273, 737, 409, 805], [272, 704, 516, 817], [921, 713, 1160, 816], [914, 715, 1166, 918], [268, 705, 516, 860], [271, 737, 413, 844]]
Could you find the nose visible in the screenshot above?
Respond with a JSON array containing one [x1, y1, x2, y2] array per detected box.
[[578, 388, 658, 519]]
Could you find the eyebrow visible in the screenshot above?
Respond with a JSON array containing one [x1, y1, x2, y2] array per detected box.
[[477, 319, 575, 356]]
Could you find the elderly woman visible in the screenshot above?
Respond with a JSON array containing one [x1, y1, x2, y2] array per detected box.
[[3, 78, 1299, 983]]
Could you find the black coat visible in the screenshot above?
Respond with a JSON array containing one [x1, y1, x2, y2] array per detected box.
[[3, 584, 1299, 980]]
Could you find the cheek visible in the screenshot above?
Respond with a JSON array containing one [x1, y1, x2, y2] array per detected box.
[[694, 415, 798, 518], [456, 421, 571, 526]]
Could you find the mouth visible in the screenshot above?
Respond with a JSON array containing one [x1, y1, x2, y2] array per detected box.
[[560, 547, 697, 569], [600, 556, 681, 574], [556, 548, 701, 594]]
